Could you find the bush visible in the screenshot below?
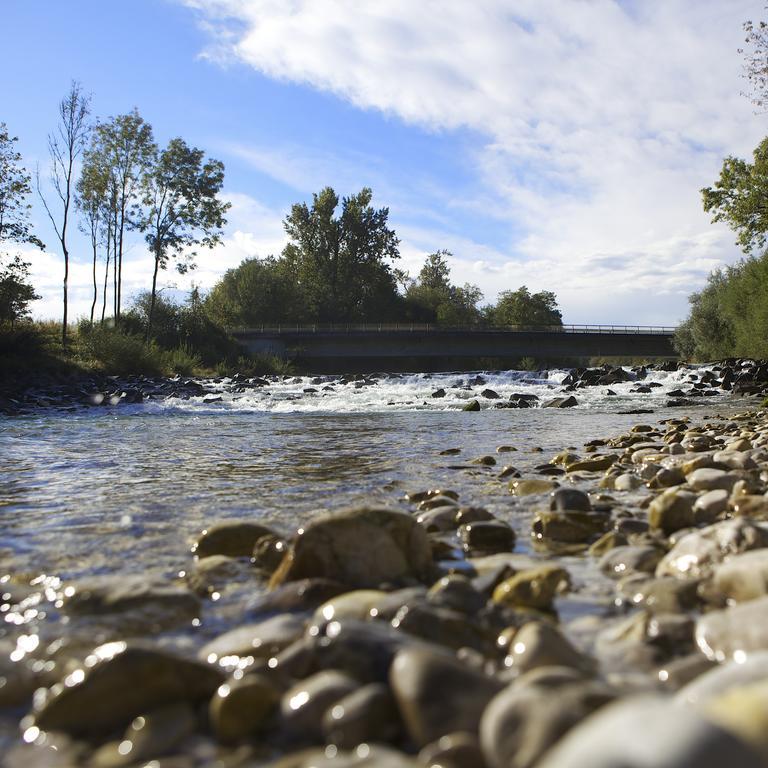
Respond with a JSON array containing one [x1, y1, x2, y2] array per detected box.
[[214, 354, 294, 377], [161, 345, 202, 376], [77, 323, 167, 376]]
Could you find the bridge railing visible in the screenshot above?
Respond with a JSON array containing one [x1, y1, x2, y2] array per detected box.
[[233, 323, 677, 335]]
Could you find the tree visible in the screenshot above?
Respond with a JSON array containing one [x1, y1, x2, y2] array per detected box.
[[137, 137, 229, 339], [283, 187, 401, 321], [742, 12, 768, 109], [88, 110, 155, 320], [489, 286, 563, 326], [404, 250, 483, 324], [37, 81, 90, 345], [204, 256, 307, 327], [701, 137, 768, 255], [0, 255, 39, 327], [0, 123, 44, 250]]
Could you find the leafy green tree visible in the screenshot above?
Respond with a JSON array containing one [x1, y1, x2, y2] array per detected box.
[[0, 123, 44, 250], [204, 256, 307, 327], [405, 250, 484, 324], [283, 187, 401, 321], [136, 137, 229, 338], [701, 137, 768, 254], [488, 286, 563, 327], [87, 109, 155, 320], [37, 81, 91, 346], [0, 255, 39, 327]]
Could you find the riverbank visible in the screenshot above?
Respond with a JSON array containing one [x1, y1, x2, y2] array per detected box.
[[3, 390, 768, 765]]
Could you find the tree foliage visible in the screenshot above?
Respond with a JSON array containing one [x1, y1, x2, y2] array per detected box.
[[136, 137, 229, 338], [283, 187, 402, 321], [742, 13, 768, 110], [0, 255, 39, 327], [488, 286, 563, 326]]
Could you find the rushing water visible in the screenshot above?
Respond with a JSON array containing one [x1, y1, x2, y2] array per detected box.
[[0, 365, 740, 758]]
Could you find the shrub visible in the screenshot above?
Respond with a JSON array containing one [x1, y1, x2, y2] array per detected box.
[[161, 345, 202, 376], [77, 323, 166, 376]]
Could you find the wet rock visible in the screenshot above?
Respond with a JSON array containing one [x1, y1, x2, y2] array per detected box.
[[390, 645, 504, 747], [269, 745, 422, 766], [439, 448, 462, 456], [510, 479, 559, 497], [209, 673, 281, 744], [270, 507, 434, 589], [417, 506, 460, 533], [614, 473, 643, 491], [696, 595, 768, 662], [247, 578, 348, 617], [504, 621, 594, 674], [61, 575, 200, 632], [648, 488, 697, 535], [192, 520, 278, 559], [732, 495, 768, 518], [459, 521, 516, 555], [531, 511, 608, 545], [480, 679, 615, 768], [33, 642, 224, 736], [313, 589, 389, 624], [253, 534, 290, 573], [566, 455, 618, 472], [677, 652, 768, 707], [492, 565, 571, 610], [200, 614, 307, 666], [688, 468, 739, 492], [322, 683, 401, 749], [550, 488, 592, 512], [462, 400, 481, 412], [431, 388, 447, 398], [599, 545, 663, 579], [419, 732, 484, 768], [542, 396, 578, 408], [481, 389, 500, 399], [391, 602, 493, 654], [693, 489, 729, 521], [455, 506, 495, 525], [656, 519, 768, 579], [710, 549, 768, 603], [470, 455, 497, 466], [187, 554, 255, 595], [620, 575, 701, 614], [281, 670, 358, 742], [535, 695, 763, 768], [428, 575, 487, 614]]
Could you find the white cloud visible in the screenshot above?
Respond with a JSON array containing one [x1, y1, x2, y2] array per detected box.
[[182, 0, 765, 323]]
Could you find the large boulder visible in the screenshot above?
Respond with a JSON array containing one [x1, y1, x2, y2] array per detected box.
[[270, 507, 434, 589]]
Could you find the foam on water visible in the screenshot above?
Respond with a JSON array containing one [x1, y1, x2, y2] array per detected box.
[[147, 365, 724, 415]]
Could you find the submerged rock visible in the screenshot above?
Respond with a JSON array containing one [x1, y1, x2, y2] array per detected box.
[[192, 520, 278, 559]]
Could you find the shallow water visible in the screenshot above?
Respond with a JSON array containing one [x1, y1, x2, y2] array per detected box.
[[0, 366, 740, 758]]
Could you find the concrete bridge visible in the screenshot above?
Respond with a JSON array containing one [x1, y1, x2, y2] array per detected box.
[[232, 323, 678, 372]]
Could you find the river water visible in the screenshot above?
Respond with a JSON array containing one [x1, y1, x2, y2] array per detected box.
[[0, 365, 740, 758]]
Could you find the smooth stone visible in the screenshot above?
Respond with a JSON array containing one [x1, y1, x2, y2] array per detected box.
[[390, 645, 504, 747], [62, 574, 200, 625], [192, 520, 277, 558], [187, 554, 255, 595], [509, 479, 559, 497], [542, 396, 578, 408], [281, 670, 358, 741], [504, 621, 593, 674], [471, 455, 497, 466], [314, 590, 388, 623], [480, 680, 615, 768], [492, 565, 571, 610], [418, 495, 460, 511], [599, 545, 663, 579], [696, 595, 768, 662], [497, 445, 517, 453], [209, 673, 281, 744], [417, 506, 459, 532], [566, 455, 618, 472], [391, 603, 493, 654], [732, 495, 768, 518], [270, 507, 434, 589], [268, 745, 422, 767], [427, 575, 486, 614], [677, 652, 768, 706], [614, 473, 643, 491], [200, 614, 307, 666], [455, 506, 495, 525], [322, 682, 401, 749], [550, 487, 592, 512], [648, 489, 697, 535], [687, 468, 739, 492], [535, 695, 764, 768], [459, 521, 516, 554], [693, 489, 729, 520], [704, 679, 768, 761], [253, 534, 290, 573], [712, 450, 757, 470], [620, 575, 700, 614], [248, 578, 347, 617], [462, 400, 481, 411], [418, 732, 484, 768], [33, 642, 224, 736], [588, 530, 629, 556], [531, 511, 608, 544], [656, 519, 768, 579], [711, 549, 768, 603]]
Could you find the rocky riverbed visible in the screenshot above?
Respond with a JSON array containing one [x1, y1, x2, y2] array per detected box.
[[5, 391, 768, 765]]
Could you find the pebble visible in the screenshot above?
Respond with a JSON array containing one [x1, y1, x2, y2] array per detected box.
[[209, 673, 281, 744], [192, 520, 278, 558]]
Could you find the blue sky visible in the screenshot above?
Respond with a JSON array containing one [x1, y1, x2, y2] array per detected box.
[[2, 0, 765, 324]]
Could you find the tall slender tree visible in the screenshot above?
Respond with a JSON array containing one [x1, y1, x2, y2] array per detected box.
[[37, 81, 90, 345], [137, 137, 229, 338], [88, 110, 155, 321]]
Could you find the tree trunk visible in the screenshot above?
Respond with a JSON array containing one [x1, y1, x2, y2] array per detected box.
[[90, 235, 97, 324], [146, 246, 161, 342], [102, 224, 111, 325]]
